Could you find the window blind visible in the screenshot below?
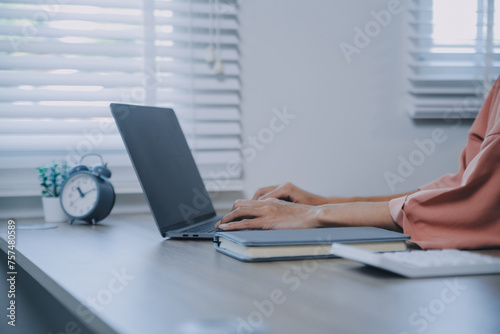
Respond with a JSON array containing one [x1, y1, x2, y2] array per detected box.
[[407, 0, 500, 119], [0, 0, 242, 197]]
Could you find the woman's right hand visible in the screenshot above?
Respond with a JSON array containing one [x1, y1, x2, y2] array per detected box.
[[251, 182, 328, 206]]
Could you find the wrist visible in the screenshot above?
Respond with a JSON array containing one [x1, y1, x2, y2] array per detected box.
[[311, 205, 340, 228]]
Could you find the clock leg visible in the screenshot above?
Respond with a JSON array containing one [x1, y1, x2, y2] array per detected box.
[[91, 219, 97, 225]]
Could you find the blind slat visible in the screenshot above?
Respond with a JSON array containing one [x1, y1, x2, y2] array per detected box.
[[0, 0, 238, 15], [0, 88, 240, 105], [0, 151, 242, 169], [0, 0, 142, 9], [0, 104, 240, 120], [0, 73, 240, 90], [0, 56, 240, 75], [1, 9, 238, 29], [0, 41, 239, 61], [0, 27, 239, 45], [0, 119, 241, 135], [0, 135, 241, 152]]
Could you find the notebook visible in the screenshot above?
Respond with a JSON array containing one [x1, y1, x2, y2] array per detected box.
[[213, 227, 409, 262]]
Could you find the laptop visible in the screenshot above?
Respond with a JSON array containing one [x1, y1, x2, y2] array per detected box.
[[110, 103, 223, 239]]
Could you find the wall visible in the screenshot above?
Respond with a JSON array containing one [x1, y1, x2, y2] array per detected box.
[[239, 0, 473, 199]]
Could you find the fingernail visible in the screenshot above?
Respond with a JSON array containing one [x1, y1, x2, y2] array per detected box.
[[219, 224, 228, 228]]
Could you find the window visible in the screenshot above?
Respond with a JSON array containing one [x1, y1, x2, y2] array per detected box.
[[0, 0, 242, 197], [408, 0, 500, 118]]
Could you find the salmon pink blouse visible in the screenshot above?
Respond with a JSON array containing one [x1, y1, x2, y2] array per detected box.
[[389, 78, 500, 249]]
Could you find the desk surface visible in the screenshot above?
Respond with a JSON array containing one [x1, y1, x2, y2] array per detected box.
[[1, 214, 500, 334]]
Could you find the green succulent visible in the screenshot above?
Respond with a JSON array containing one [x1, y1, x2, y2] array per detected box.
[[37, 161, 69, 198]]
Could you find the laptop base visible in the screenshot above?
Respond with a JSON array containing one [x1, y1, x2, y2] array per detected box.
[[167, 215, 223, 239]]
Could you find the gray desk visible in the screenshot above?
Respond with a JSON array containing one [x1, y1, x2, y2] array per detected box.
[[1, 214, 500, 334]]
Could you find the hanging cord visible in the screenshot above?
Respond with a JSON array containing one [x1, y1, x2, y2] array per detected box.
[[188, 0, 197, 157], [142, 0, 156, 105], [213, 0, 224, 74], [206, 0, 216, 63]]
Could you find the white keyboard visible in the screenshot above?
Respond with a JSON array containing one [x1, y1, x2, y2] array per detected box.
[[330, 243, 500, 278]]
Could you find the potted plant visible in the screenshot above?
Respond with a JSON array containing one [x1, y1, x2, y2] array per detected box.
[[37, 162, 70, 223]]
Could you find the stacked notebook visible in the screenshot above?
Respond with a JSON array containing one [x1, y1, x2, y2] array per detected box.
[[213, 227, 409, 262]]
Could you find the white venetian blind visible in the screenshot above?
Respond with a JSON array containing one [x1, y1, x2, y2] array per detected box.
[[0, 0, 242, 197], [408, 0, 500, 118]]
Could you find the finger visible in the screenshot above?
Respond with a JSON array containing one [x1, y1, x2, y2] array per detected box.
[[220, 206, 265, 225], [219, 218, 265, 231], [259, 186, 290, 201], [252, 185, 278, 200], [252, 186, 277, 200], [217, 201, 267, 227], [231, 199, 264, 211]]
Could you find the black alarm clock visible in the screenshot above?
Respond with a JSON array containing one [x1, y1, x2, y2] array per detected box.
[[60, 153, 115, 224]]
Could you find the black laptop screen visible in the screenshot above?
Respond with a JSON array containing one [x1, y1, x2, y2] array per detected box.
[[110, 104, 216, 235]]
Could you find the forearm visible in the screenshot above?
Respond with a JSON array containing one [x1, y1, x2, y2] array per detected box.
[[321, 190, 417, 205], [313, 201, 401, 231]]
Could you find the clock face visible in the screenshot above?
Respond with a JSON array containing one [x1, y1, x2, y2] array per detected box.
[[61, 173, 99, 218]]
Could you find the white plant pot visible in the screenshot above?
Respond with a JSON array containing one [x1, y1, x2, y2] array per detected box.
[[42, 197, 68, 223]]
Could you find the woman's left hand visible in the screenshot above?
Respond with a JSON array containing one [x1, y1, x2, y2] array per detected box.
[[215, 198, 320, 230]]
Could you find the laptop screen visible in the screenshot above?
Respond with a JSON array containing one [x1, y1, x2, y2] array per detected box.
[[110, 104, 216, 236]]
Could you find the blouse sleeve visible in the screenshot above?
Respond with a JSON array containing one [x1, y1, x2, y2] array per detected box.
[[389, 132, 500, 249]]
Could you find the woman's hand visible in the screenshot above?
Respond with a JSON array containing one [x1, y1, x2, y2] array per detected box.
[[251, 182, 328, 205], [215, 198, 320, 230]]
